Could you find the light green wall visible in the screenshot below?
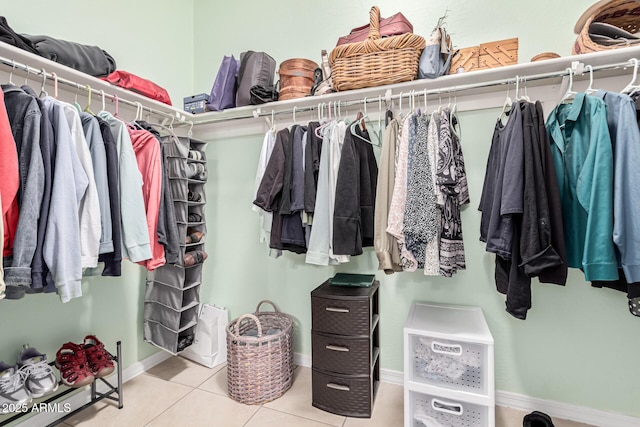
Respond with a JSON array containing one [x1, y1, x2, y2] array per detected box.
[[0, 1, 194, 371], [194, 0, 640, 420]]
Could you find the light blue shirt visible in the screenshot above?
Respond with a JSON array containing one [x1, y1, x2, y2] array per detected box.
[[546, 93, 618, 281], [595, 90, 640, 282]]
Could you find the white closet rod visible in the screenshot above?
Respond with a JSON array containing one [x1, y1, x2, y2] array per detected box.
[[195, 57, 639, 125], [0, 54, 193, 127]]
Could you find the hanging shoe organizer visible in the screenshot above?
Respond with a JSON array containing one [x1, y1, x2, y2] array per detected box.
[[0, 342, 123, 427], [144, 136, 208, 355]]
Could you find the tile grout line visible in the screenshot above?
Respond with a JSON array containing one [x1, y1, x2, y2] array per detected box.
[[142, 386, 198, 426], [263, 406, 344, 427], [241, 403, 263, 426]]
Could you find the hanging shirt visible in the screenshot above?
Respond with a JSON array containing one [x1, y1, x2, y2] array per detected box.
[[328, 121, 349, 263], [387, 115, 418, 271], [2, 84, 44, 298], [594, 90, 640, 282], [0, 192, 4, 299], [98, 111, 151, 263], [478, 104, 523, 259], [20, 85, 54, 291], [404, 113, 439, 273], [42, 96, 87, 301], [424, 111, 442, 275], [61, 102, 101, 269], [374, 118, 402, 274], [304, 122, 322, 216], [96, 116, 123, 276], [253, 129, 277, 247], [128, 128, 165, 270], [81, 112, 113, 256], [306, 123, 338, 266], [546, 93, 618, 282]]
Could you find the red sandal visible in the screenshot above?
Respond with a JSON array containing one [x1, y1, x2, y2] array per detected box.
[[55, 343, 94, 387], [83, 336, 115, 378]]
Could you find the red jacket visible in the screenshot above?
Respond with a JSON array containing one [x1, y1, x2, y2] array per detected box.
[[0, 91, 19, 257], [128, 127, 165, 270]]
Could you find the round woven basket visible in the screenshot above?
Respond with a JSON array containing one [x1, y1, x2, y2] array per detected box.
[[226, 300, 294, 405], [278, 58, 318, 101], [573, 0, 640, 54]]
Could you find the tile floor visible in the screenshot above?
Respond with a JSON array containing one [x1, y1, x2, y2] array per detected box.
[[43, 357, 593, 427]]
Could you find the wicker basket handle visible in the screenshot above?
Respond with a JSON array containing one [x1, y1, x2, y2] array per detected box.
[[235, 313, 263, 337], [367, 6, 381, 40], [255, 299, 281, 313]]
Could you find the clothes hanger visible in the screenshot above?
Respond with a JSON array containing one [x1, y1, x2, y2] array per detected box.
[[292, 106, 297, 125], [621, 58, 639, 94], [315, 101, 332, 138], [516, 75, 531, 102], [100, 90, 106, 111], [23, 66, 29, 87], [584, 64, 598, 95], [349, 98, 381, 146], [73, 84, 83, 113], [498, 77, 514, 122], [560, 67, 578, 104], [38, 68, 48, 98], [50, 72, 58, 99], [8, 60, 16, 85], [84, 85, 95, 115]]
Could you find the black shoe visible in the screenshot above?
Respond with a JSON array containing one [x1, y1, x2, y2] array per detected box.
[[523, 411, 554, 427]]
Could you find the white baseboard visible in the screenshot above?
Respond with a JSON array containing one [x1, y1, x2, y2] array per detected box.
[[495, 390, 640, 427], [17, 351, 640, 427], [16, 349, 172, 427]]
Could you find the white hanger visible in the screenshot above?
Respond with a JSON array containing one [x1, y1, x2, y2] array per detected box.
[[292, 106, 297, 124], [39, 68, 48, 98], [499, 77, 514, 121], [423, 88, 428, 113], [100, 90, 106, 111], [584, 65, 598, 94], [8, 60, 16, 85], [349, 98, 381, 146], [622, 58, 639, 94], [517, 75, 531, 102], [398, 92, 404, 118], [51, 72, 58, 99], [560, 67, 578, 104]]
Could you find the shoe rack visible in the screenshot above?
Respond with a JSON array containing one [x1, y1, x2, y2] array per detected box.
[[144, 136, 208, 355], [0, 341, 123, 427]]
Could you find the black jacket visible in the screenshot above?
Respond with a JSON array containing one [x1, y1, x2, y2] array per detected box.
[[332, 126, 378, 256]]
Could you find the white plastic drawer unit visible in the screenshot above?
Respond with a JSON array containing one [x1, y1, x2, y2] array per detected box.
[[404, 302, 494, 398], [410, 335, 488, 394], [409, 390, 490, 427]]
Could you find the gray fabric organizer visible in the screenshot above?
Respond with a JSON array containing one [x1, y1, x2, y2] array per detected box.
[[144, 136, 208, 354]]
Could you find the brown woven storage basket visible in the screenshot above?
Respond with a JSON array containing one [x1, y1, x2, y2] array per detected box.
[[278, 58, 318, 101], [329, 6, 426, 91], [574, 0, 640, 54], [226, 300, 294, 405]]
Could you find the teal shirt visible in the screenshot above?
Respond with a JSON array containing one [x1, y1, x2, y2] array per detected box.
[[546, 93, 618, 281]]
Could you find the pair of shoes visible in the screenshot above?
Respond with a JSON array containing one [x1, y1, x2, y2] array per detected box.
[[183, 250, 208, 267], [55, 336, 114, 388], [185, 227, 204, 244], [188, 191, 202, 203], [187, 162, 206, 179], [177, 332, 195, 352], [0, 345, 58, 412], [188, 213, 202, 223], [523, 411, 555, 427], [188, 150, 202, 160]]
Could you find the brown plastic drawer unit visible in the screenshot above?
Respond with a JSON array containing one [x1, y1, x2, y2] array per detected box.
[[310, 279, 380, 418]]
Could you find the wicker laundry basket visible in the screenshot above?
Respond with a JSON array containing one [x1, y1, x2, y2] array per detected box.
[[573, 0, 640, 54], [226, 300, 294, 405], [329, 6, 426, 91]]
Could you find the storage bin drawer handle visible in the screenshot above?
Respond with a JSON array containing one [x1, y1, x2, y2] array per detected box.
[[325, 307, 349, 313], [326, 345, 349, 352], [431, 398, 464, 416], [326, 382, 350, 391], [431, 341, 463, 356]]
